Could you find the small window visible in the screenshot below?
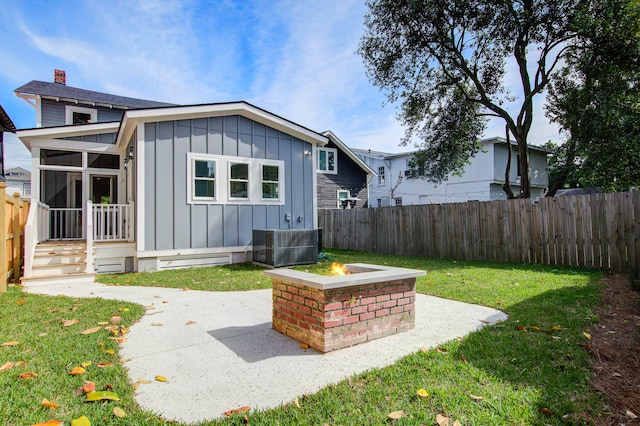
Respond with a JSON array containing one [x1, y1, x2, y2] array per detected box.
[[88, 153, 120, 169], [229, 162, 249, 199], [378, 166, 386, 185], [377, 198, 382, 207], [337, 190, 349, 209], [65, 105, 97, 125], [262, 164, 280, 199], [40, 149, 82, 167], [193, 159, 216, 199], [317, 147, 337, 174], [395, 197, 403, 206]]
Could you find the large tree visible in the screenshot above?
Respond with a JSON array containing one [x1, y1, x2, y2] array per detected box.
[[545, 0, 640, 195], [359, 0, 578, 198]]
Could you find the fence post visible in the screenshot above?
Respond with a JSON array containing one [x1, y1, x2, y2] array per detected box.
[[0, 183, 6, 293], [12, 193, 21, 281]]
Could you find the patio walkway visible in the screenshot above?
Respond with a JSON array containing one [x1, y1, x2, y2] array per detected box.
[[25, 281, 507, 424]]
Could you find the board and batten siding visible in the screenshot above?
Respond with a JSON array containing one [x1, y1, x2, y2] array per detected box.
[[41, 99, 124, 127], [143, 115, 314, 251]]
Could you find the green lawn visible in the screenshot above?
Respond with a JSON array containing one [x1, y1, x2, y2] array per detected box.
[[1, 249, 607, 425]]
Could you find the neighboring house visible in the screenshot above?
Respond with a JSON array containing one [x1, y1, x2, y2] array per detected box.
[[15, 71, 328, 281], [4, 167, 31, 196], [354, 137, 549, 206], [316, 131, 376, 209], [0, 104, 17, 178]]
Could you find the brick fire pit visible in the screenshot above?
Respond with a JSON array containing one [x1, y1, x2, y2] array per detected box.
[[263, 263, 426, 353]]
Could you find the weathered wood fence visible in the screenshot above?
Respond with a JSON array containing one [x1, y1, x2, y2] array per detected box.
[[319, 191, 640, 280], [0, 183, 29, 293]]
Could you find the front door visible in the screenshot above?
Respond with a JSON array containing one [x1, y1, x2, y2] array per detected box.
[[90, 174, 118, 205]]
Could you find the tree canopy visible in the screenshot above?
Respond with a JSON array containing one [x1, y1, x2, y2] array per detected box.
[[545, 0, 640, 194], [359, 0, 579, 198]]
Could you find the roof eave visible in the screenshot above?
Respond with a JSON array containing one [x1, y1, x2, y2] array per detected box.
[[16, 122, 120, 150], [322, 130, 377, 176]]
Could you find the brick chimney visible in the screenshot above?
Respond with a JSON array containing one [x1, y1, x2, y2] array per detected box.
[[54, 69, 66, 85]]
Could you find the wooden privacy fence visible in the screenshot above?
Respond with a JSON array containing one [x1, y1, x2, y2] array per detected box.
[[0, 182, 30, 293], [319, 191, 640, 278]]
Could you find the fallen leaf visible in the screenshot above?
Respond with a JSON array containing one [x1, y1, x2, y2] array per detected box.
[[83, 381, 96, 393], [62, 319, 79, 327], [81, 361, 92, 368], [39, 333, 48, 337], [294, 397, 301, 408], [71, 415, 91, 426], [151, 323, 163, 326], [469, 394, 484, 401], [300, 343, 309, 349], [388, 409, 406, 420], [41, 398, 59, 409], [119, 308, 129, 312], [224, 406, 251, 416], [612, 372, 623, 378], [516, 325, 528, 332], [185, 320, 197, 325], [416, 388, 429, 397], [551, 325, 563, 331], [436, 413, 449, 426], [85, 391, 120, 402], [113, 337, 127, 343], [436, 346, 448, 353], [31, 421, 63, 426], [19, 371, 38, 379], [539, 407, 554, 415], [97, 322, 108, 325], [155, 375, 168, 382], [529, 325, 541, 331], [16, 298, 25, 305], [1, 341, 20, 346], [0, 361, 15, 372], [104, 325, 119, 331], [453, 421, 462, 426], [138, 378, 151, 384], [181, 287, 190, 291], [146, 303, 155, 310], [627, 410, 638, 419], [120, 328, 129, 335], [81, 327, 102, 335], [15, 361, 27, 367], [97, 362, 113, 368], [583, 332, 592, 340], [109, 315, 122, 324], [112, 407, 127, 418], [69, 367, 86, 375]]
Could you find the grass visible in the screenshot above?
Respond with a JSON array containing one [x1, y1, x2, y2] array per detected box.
[[2, 249, 607, 425]]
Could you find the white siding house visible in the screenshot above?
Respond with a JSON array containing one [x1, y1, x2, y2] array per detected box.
[[354, 137, 549, 206]]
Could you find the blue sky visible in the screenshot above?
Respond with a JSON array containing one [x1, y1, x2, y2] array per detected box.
[[0, 0, 561, 171]]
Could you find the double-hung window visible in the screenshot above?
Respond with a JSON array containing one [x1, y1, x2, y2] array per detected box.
[[378, 166, 386, 185], [317, 147, 337, 174], [229, 162, 249, 199], [262, 164, 280, 200], [193, 159, 216, 200]]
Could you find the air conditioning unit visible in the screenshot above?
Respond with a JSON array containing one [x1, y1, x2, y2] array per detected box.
[[252, 229, 320, 267]]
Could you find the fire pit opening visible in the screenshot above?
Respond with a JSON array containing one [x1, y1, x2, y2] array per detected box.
[[263, 263, 426, 353]]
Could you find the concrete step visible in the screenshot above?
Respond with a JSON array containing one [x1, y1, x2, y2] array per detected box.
[[21, 272, 96, 287], [33, 253, 87, 266]]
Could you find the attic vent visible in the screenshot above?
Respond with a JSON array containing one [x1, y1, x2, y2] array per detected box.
[[253, 229, 320, 268], [54, 69, 66, 85]]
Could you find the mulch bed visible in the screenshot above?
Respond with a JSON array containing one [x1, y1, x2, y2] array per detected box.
[[587, 274, 640, 425]]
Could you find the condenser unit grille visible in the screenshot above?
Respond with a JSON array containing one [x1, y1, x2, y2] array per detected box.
[[253, 229, 319, 267]]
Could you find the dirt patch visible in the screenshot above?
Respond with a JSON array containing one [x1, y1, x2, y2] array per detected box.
[[588, 274, 640, 425]]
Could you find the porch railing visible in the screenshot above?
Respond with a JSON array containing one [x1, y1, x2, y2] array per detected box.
[[91, 203, 133, 242], [24, 201, 50, 278], [50, 208, 83, 240]]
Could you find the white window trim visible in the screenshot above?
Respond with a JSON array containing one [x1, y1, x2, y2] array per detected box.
[[65, 105, 97, 125], [378, 166, 386, 185], [317, 147, 337, 174], [187, 152, 285, 205], [228, 161, 250, 201], [337, 189, 349, 209], [188, 156, 218, 202]]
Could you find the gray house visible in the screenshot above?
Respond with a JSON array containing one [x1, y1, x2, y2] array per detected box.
[[15, 71, 327, 283]]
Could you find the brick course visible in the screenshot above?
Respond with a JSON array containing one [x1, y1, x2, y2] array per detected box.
[[271, 277, 416, 353]]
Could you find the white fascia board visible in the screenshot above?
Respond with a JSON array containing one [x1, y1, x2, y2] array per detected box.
[[17, 122, 120, 150], [28, 138, 120, 153], [117, 102, 329, 147], [322, 130, 377, 176]]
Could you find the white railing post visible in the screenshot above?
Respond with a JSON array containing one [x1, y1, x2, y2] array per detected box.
[[86, 201, 94, 274], [24, 201, 50, 278], [128, 201, 135, 242]]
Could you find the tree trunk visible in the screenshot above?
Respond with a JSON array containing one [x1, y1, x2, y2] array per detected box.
[[516, 134, 531, 198], [502, 126, 516, 199]]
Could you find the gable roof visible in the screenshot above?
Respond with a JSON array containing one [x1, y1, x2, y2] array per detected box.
[[4, 167, 31, 182], [322, 131, 376, 176], [14, 80, 174, 110], [0, 105, 16, 133]]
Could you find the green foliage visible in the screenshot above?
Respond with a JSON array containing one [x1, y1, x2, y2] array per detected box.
[[546, 0, 640, 194], [359, 0, 578, 197]]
